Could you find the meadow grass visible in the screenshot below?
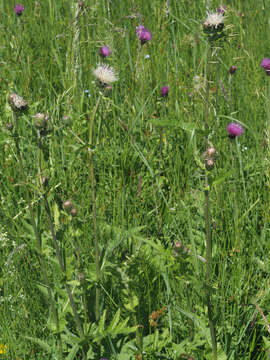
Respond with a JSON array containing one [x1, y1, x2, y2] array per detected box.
[[0, 0, 270, 359]]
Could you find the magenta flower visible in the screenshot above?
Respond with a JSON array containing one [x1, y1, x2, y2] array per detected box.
[[261, 58, 270, 76], [217, 5, 226, 14], [98, 46, 111, 58], [227, 123, 243, 139], [136, 25, 152, 45], [14, 4, 24, 16], [229, 65, 236, 74], [161, 86, 169, 97]]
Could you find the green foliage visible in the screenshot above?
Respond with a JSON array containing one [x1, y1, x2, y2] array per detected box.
[[1, 0, 270, 359]]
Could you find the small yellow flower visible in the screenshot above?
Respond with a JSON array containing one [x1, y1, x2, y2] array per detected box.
[[0, 344, 7, 355]]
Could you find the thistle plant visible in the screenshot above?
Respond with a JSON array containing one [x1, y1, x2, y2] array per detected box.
[[8, 95, 64, 358], [201, 146, 217, 360], [91, 63, 118, 321]]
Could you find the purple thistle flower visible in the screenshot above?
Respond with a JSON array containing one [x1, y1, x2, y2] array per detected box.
[[136, 25, 152, 45], [161, 86, 169, 97], [98, 46, 111, 58], [99, 358, 108, 360], [217, 5, 226, 15], [229, 65, 236, 74], [227, 123, 243, 139], [261, 58, 270, 76], [14, 4, 24, 16]]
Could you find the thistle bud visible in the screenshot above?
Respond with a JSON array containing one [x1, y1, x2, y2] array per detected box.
[[71, 207, 78, 216], [6, 122, 13, 131], [34, 113, 49, 129], [42, 176, 49, 187], [63, 200, 72, 210], [205, 158, 215, 170], [206, 147, 216, 157]]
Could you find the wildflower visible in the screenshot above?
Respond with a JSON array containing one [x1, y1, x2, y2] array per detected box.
[[227, 122, 243, 139], [8, 93, 28, 112], [145, 54, 150, 59], [0, 344, 7, 355], [229, 65, 236, 74], [93, 64, 118, 86], [217, 5, 226, 14], [136, 25, 152, 45], [203, 12, 224, 33], [98, 46, 111, 58], [161, 86, 169, 97], [261, 58, 270, 76], [14, 4, 24, 16]]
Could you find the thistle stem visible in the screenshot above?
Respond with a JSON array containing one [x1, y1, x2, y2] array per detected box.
[[37, 132, 86, 359], [89, 94, 102, 321], [204, 174, 217, 360], [12, 112, 63, 358]]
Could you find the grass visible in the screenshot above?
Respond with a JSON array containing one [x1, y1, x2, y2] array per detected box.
[[1, 0, 270, 359]]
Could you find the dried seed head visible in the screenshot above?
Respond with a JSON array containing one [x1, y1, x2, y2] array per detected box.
[[8, 93, 28, 112]]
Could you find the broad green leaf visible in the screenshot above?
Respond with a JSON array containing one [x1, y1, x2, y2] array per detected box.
[[66, 344, 80, 360], [107, 308, 120, 332]]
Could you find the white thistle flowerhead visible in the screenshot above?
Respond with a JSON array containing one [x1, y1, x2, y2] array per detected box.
[[203, 12, 224, 33], [93, 64, 118, 86]]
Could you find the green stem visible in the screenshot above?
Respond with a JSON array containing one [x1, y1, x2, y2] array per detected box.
[[204, 174, 217, 360], [229, 140, 239, 250], [89, 93, 102, 321], [42, 191, 87, 359]]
